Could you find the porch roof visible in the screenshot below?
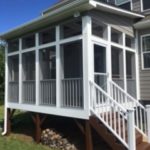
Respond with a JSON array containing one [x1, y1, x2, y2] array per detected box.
[[134, 15, 150, 29], [0, 0, 144, 40]]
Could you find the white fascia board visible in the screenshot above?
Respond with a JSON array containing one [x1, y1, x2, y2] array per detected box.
[[90, 0, 144, 19], [134, 20, 150, 29]]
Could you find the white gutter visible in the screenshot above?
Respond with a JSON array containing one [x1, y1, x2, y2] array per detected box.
[[134, 20, 150, 29], [89, 0, 144, 19]]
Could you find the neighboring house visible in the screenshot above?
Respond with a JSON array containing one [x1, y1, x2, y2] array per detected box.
[[1, 0, 150, 149]]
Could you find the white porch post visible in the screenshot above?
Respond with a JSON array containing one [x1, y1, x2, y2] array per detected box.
[[135, 31, 140, 100], [2, 43, 9, 135], [56, 25, 61, 108], [19, 38, 22, 104], [107, 25, 112, 94], [123, 33, 127, 92], [82, 16, 92, 113], [127, 108, 136, 150], [146, 105, 150, 142], [35, 33, 40, 105]]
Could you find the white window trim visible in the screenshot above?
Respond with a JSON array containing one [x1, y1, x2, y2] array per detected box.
[[115, 0, 133, 10], [141, 34, 150, 70], [141, 0, 150, 12]]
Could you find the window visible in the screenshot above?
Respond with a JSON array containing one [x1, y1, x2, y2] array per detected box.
[[8, 39, 19, 53], [60, 19, 82, 39], [126, 35, 135, 48], [142, 0, 150, 11], [62, 41, 83, 78], [22, 51, 35, 80], [92, 20, 107, 39], [126, 51, 135, 79], [39, 28, 56, 45], [111, 46, 123, 78], [94, 45, 106, 73], [115, 0, 131, 10], [8, 55, 19, 81], [22, 34, 35, 49], [39, 47, 56, 79], [115, 0, 130, 5], [142, 35, 150, 69], [111, 29, 123, 44]]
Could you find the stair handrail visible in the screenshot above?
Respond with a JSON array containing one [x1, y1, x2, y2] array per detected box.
[[90, 81, 127, 112], [109, 80, 145, 109], [89, 81, 130, 149], [109, 80, 148, 136]]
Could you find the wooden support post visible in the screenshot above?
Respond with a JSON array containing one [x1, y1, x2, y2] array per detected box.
[[35, 113, 41, 143], [6, 108, 15, 135], [85, 120, 93, 150], [31, 113, 47, 143], [7, 108, 11, 134]]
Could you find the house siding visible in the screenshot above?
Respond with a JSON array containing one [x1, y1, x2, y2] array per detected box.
[[88, 10, 135, 36], [132, 0, 141, 12], [138, 28, 150, 101]]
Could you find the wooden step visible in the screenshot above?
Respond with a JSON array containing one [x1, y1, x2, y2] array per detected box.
[[137, 142, 150, 150], [136, 132, 143, 145], [89, 116, 126, 150]]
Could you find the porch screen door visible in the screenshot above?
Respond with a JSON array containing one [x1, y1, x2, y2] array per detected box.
[[94, 44, 107, 90]]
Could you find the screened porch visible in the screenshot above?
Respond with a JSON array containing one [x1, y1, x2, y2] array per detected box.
[[7, 15, 137, 113]]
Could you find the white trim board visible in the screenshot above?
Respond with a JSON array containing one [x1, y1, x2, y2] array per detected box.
[[7, 103, 89, 119]]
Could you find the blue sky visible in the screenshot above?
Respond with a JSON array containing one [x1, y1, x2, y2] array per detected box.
[[0, 0, 59, 34]]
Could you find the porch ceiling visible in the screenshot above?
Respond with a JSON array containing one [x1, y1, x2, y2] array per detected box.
[[0, 0, 144, 40]]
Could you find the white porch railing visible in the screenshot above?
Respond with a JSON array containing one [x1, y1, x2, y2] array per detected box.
[[62, 78, 83, 108], [23, 80, 35, 104], [40, 80, 56, 106], [89, 81, 135, 149], [109, 80, 148, 136], [8, 81, 19, 103]]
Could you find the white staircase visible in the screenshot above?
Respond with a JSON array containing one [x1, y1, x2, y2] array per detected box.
[[89, 80, 150, 150]]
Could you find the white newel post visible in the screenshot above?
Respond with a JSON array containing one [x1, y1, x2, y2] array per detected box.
[[82, 16, 92, 114], [127, 108, 136, 150], [146, 105, 150, 142]]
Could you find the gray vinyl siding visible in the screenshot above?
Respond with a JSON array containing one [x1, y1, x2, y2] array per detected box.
[[138, 28, 150, 100], [89, 10, 135, 36], [132, 0, 141, 12]]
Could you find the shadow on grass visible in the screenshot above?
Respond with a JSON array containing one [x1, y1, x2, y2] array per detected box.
[[11, 113, 85, 149], [5, 112, 111, 150]]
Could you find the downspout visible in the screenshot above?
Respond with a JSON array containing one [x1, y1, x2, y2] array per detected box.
[[2, 43, 8, 136], [2, 105, 8, 135]]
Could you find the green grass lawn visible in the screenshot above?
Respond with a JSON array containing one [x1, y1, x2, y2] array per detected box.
[[0, 101, 57, 150]]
